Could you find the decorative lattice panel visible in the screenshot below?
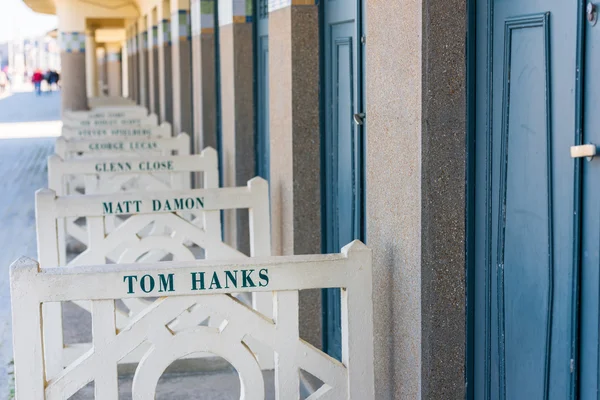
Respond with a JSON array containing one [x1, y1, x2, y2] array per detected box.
[[10, 241, 374, 399], [36, 179, 272, 378]]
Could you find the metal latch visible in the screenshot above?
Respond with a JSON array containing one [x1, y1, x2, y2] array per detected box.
[[570, 144, 597, 161]]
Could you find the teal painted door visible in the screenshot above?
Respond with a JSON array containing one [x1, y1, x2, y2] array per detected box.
[[255, 0, 270, 180], [578, 4, 600, 397], [473, 0, 581, 398], [322, 0, 364, 359]]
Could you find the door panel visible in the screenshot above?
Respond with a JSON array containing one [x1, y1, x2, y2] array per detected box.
[[579, 5, 600, 397], [255, 0, 270, 180], [322, 0, 363, 360], [474, 1, 577, 398]]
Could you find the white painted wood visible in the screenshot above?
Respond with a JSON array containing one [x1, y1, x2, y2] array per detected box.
[[87, 96, 136, 108], [36, 178, 272, 371], [62, 113, 159, 128], [55, 133, 191, 160], [48, 148, 218, 197], [10, 241, 374, 399], [65, 107, 148, 120], [61, 122, 171, 139]]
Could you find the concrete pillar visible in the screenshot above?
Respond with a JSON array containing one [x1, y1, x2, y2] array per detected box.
[[218, 1, 253, 253], [59, 30, 87, 111], [268, 2, 322, 349], [121, 41, 129, 97], [85, 29, 98, 98], [190, 0, 217, 152], [137, 17, 149, 108], [171, 0, 193, 136], [148, 10, 160, 117], [366, 0, 467, 397], [105, 43, 122, 97], [130, 24, 139, 103], [158, 0, 173, 125], [96, 47, 107, 95]]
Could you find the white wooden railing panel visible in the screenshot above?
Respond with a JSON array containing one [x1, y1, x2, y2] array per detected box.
[[10, 241, 374, 399], [62, 113, 158, 128], [87, 96, 136, 108], [65, 107, 148, 120], [61, 122, 171, 139], [47, 148, 218, 259], [55, 133, 190, 160], [36, 179, 272, 375]]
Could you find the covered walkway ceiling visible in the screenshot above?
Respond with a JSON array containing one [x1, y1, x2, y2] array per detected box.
[[22, 0, 144, 17]]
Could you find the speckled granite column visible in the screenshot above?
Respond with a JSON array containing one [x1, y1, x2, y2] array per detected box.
[[158, 2, 173, 125], [148, 13, 161, 117], [126, 29, 134, 99], [97, 47, 107, 95], [130, 25, 140, 103], [366, 0, 468, 397], [190, 0, 217, 152], [171, 3, 193, 136], [268, 2, 321, 348], [60, 31, 87, 111], [218, 2, 254, 253], [106, 45, 122, 97], [84, 29, 97, 98], [138, 19, 150, 109]]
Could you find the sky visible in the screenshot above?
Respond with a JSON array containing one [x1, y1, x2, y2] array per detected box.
[[0, 0, 57, 42]]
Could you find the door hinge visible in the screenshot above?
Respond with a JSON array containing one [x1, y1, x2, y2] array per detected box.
[[570, 359, 575, 373], [361, 35, 366, 45], [353, 113, 366, 125]]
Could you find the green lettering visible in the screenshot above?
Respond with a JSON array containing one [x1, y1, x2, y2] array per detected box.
[[123, 275, 138, 294], [152, 199, 161, 211], [140, 275, 155, 293], [196, 197, 204, 208], [191, 272, 205, 290], [163, 199, 172, 211], [102, 202, 113, 214], [258, 269, 269, 287], [158, 273, 175, 292], [209, 272, 222, 289], [115, 202, 124, 214], [185, 198, 195, 209], [133, 200, 142, 212], [242, 269, 256, 288], [174, 198, 184, 210], [224, 270, 238, 289]]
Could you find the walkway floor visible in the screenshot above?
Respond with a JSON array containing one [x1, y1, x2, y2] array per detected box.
[[0, 88, 60, 398], [0, 90, 276, 399]]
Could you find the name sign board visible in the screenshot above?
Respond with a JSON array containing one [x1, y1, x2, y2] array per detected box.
[[61, 123, 171, 139], [45, 180, 266, 220], [54, 133, 189, 159], [10, 242, 374, 400], [62, 114, 158, 128], [64, 107, 148, 120]]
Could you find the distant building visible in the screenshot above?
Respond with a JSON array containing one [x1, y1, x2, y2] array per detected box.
[[3, 29, 59, 79]]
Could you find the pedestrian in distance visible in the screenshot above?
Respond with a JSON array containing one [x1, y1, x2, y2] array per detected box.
[[0, 71, 8, 95], [32, 69, 44, 96]]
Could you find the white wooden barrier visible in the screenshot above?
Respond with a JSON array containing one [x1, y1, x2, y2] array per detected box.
[[61, 122, 171, 139], [10, 241, 374, 399], [62, 113, 158, 128], [35, 179, 273, 376], [64, 107, 148, 120], [87, 96, 136, 108], [48, 149, 218, 254], [55, 133, 190, 159], [48, 148, 218, 196]]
